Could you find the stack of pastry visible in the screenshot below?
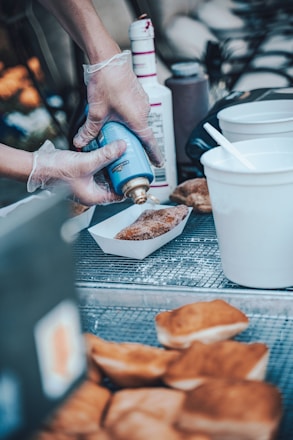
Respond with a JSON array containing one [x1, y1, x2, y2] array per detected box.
[[32, 299, 283, 440]]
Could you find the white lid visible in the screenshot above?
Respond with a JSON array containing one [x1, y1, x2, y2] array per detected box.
[[129, 17, 154, 40], [171, 62, 199, 77]]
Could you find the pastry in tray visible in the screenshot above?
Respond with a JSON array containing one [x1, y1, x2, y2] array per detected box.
[[103, 387, 186, 428], [107, 410, 211, 440], [89, 335, 180, 387], [155, 299, 249, 349], [114, 204, 189, 240], [170, 177, 212, 213], [163, 340, 269, 390], [32, 430, 80, 439], [32, 300, 283, 440], [42, 380, 111, 435], [175, 378, 283, 440], [35, 427, 111, 440]]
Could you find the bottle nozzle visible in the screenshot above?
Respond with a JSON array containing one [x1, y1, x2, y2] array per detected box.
[[122, 177, 150, 204], [129, 187, 148, 204]]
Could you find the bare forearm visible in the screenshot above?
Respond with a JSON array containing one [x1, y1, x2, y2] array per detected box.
[[0, 144, 33, 181], [37, 0, 120, 63]]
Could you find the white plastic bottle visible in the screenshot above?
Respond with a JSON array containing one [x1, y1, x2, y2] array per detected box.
[[129, 16, 178, 204]]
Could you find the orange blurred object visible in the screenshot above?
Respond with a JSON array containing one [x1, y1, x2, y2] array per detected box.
[[19, 86, 41, 108], [0, 57, 43, 107]]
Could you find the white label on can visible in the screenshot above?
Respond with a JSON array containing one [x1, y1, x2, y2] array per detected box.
[[34, 299, 86, 399]]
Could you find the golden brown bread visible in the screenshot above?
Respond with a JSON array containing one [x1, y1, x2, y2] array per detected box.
[[103, 387, 186, 428], [163, 340, 269, 390], [34, 427, 111, 440], [155, 299, 249, 349], [79, 429, 112, 440], [178, 434, 211, 440], [90, 335, 180, 387], [107, 410, 186, 440], [170, 178, 212, 214], [176, 378, 283, 440], [32, 431, 76, 440], [32, 298, 283, 440], [44, 380, 111, 435], [115, 204, 189, 240]]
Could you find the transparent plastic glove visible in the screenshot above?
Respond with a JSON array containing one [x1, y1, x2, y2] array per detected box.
[[27, 139, 127, 205], [73, 50, 164, 167]]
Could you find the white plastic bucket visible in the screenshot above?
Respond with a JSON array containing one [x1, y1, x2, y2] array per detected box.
[[217, 100, 293, 142], [200, 137, 293, 289]]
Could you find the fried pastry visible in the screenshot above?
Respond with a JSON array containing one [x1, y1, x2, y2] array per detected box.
[[32, 431, 76, 440], [44, 380, 111, 435], [104, 387, 185, 428], [115, 204, 189, 240], [163, 340, 269, 390], [176, 378, 283, 440], [178, 434, 211, 440], [90, 336, 179, 387], [107, 410, 184, 440], [170, 178, 212, 213], [155, 299, 249, 349], [79, 429, 112, 440]]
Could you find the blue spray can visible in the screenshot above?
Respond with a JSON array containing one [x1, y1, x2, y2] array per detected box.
[[84, 122, 154, 204]]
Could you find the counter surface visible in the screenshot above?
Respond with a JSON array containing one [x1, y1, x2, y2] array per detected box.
[[74, 202, 293, 292], [74, 202, 293, 440]]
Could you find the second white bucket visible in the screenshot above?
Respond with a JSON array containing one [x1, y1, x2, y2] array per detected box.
[[201, 137, 293, 289]]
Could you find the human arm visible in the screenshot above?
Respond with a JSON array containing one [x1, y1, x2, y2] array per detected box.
[[0, 140, 127, 206], [37, 0, 164, 167], [37, 0, 120, 65], [0, 143, 33, 181]]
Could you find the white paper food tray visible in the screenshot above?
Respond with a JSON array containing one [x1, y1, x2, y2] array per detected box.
[[65, 205, 95, 238], [88, 203, 192, 260]]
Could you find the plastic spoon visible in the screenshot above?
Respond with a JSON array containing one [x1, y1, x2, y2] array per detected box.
[[203, 122, 256, 170]]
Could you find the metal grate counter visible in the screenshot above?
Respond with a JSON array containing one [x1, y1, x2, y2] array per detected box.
[[74, 203, 293, 439], [74, 202, 249, 289]]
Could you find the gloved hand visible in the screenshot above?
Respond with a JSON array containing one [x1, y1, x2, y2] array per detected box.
[[27, 139, 127, 205], [73, 50, 164, 168]]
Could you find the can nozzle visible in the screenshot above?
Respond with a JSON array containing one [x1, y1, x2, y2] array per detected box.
[[122, 177, 160, 205], [122, 177, 150, 204]]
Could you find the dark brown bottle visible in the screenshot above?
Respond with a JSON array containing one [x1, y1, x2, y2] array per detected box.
[[165, 62, 210, 181]]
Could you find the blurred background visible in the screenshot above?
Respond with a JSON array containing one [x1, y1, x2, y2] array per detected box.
[[0, 0, 292, 205]]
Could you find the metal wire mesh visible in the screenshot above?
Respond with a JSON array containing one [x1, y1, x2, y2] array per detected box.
[[76, 203, 293, 438], [79, 304, 293, 440], [73, 206, 293, 291], [74, 208, 242, 289]]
